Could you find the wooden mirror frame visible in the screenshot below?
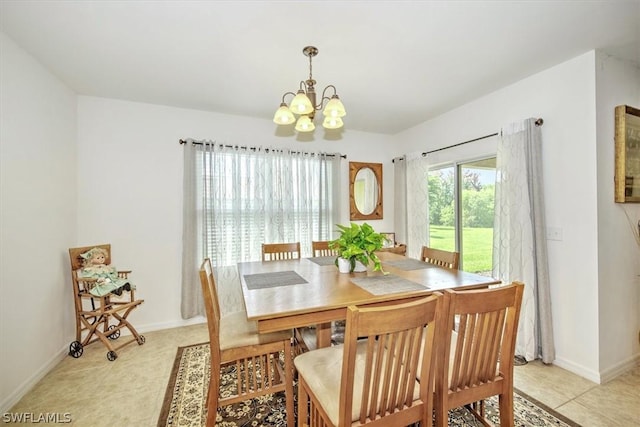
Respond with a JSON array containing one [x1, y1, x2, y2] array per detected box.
[[615, 105, 640, 203], [349, 161, 383, 220]]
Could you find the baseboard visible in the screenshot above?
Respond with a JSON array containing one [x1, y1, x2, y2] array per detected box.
[[115, 316, 206, 337], [551, 356, 602, 383], [0, 316, 207, 414], [553, 352, 640, 384], [599, 353, 640, 384], [136, 316, 206, 334]]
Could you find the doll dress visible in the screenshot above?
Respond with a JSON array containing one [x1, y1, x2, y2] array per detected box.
[[78, 264, 133, 297]]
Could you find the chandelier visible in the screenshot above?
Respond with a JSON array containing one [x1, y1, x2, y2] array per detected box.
[[273, 46, 346, 133]]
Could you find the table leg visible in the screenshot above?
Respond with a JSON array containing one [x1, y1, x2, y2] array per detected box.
[[315, 322, 332, 348]]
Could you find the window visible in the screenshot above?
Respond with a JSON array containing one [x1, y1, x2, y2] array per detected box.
[[196, 146, 340, 266], [428, 157, 496, 274]]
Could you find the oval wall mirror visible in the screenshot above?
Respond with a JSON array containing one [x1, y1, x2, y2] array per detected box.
[[349, 161, 383, 220]]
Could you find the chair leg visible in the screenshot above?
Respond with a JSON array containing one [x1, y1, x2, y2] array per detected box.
[[205, 386, 218, 427], [498, 392, 515, 427], [284, 339, 295, 427], [298, 377, 309, 427], [433, 395, 448, 427]]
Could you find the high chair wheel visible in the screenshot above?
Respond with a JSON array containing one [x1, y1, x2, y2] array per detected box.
[[69, 341, 83, 358], [107, 325, 120, 340], [106, 351, 117, 361], [137, 335, 146, 345]]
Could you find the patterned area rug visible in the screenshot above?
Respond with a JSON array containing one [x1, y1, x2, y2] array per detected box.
[[158, 343, 581, 427]]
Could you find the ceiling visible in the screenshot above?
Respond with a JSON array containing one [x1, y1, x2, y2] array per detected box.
[[1, 1, 639, 135]]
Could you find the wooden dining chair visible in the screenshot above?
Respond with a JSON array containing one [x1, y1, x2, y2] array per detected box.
[[420, 246, 460, 269], [310, 240, 340, 346], [295, 294, 444, 427], [262, 242, 301, 261], [433, 282, 524, 427], [311, 240, 338, 257], [199, 258, 295, 427]]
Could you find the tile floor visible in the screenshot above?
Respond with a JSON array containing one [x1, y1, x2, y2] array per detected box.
[[4, 324, 640, 426]]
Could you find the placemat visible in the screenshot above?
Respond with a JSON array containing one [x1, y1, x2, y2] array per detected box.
[[243, 270, 308, 290], [350, 274, 427, 295], [307, 256, 336, 266], [383, 258, 436, 271]]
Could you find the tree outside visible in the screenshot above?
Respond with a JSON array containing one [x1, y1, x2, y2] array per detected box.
[[428, 166, 495, 274]]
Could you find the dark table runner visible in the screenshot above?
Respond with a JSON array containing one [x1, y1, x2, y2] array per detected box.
[[243, 270, 308, 290], [307, 256, 337, 266], [350, 274, 427, 295]]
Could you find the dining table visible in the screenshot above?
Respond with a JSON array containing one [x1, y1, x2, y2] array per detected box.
[[238, 250, 500, 349]]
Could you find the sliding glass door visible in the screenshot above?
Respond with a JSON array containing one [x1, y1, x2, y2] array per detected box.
[[428, 165, 456, 252], [428, 157, 496, 274]]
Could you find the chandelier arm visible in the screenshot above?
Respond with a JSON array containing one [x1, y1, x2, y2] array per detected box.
[[280, 91, 297, 104], [321, 85, 338, 98], [318, 85, 339, 108]]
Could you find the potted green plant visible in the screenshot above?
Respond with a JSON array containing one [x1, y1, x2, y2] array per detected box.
[[329, 223, 388, 273]]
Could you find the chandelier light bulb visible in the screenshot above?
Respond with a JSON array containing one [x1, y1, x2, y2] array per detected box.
[[273, 104, 295, 125], [322, 96, 346, 118], [295, 115, 315, 132], [322, 116, 344, 130], [290, 90, 314, 115]]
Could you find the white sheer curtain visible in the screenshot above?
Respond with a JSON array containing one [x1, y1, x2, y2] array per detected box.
[[493, 118, 555, 363], [181, 140, 341, 318], [405, 153, 431, 259], [393, 156, 407, 245]]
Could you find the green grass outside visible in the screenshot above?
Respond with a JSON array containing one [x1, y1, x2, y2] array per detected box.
[[428, 225, 493, 274]]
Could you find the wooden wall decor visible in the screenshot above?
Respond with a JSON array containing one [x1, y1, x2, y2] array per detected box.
[[349, 162, 383, 220], [615, 105, 640, 203]]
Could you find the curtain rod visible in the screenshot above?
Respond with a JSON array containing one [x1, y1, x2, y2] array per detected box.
[[421, 117, 543, 157], [179, 139, 346, 159]]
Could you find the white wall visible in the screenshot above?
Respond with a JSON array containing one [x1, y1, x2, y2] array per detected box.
[[394, 52, 607, 381], [76, 96, 396, 332], [0, 32, 77, 410], [594, 52, 640, 380]]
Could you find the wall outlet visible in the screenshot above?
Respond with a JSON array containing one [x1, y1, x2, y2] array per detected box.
[[546, 227, 563, 241]]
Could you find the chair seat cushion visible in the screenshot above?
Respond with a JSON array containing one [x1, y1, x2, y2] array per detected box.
[[219, 311, 291, 350], [294, 341, 420, 426]]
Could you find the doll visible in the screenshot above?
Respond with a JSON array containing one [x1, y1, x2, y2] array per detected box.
[[78, 247, 133, 297]]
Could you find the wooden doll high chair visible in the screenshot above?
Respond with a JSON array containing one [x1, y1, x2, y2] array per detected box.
[[68, 244, 145, 361]]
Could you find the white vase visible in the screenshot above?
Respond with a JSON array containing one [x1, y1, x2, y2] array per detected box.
[[337, 257, 367, 273]]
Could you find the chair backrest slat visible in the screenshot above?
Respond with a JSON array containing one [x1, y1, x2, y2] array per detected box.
[[262, 242, 301, 261], [421, 246, 460, 269], [311, 240, 338, 257]]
